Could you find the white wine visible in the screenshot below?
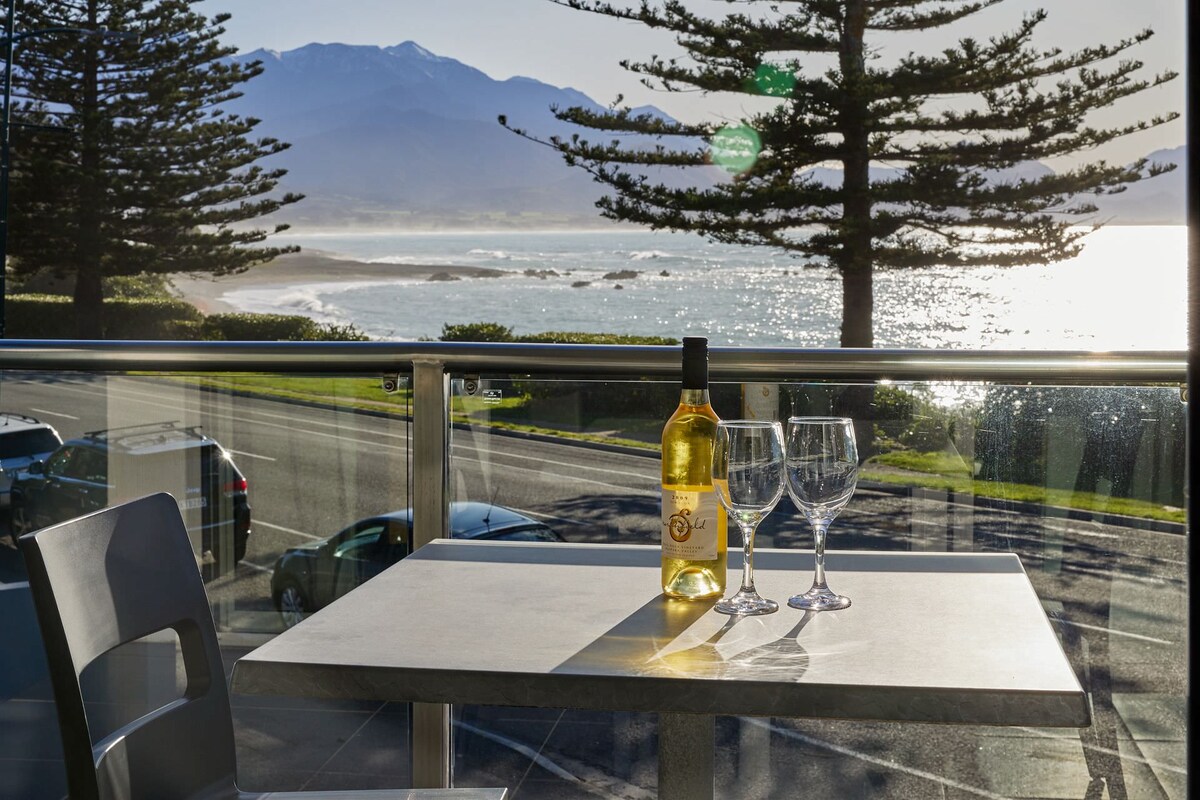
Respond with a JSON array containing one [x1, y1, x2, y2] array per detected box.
[[661, 337, 727, 599]]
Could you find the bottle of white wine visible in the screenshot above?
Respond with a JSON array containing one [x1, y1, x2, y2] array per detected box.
[[661, 336, 727, 599]]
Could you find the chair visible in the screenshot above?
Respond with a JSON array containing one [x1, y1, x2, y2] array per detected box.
[[19, 493, 506, 800]]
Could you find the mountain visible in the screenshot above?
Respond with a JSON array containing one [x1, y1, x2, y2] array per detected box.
[[226, 42, 1184, 228], [1090, 145, 1185, 224], [226, 42, 640, 228]]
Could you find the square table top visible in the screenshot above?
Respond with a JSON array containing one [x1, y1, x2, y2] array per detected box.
[[232, 540, 1088, 727]]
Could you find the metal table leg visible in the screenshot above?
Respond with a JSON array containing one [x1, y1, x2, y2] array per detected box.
[[659, 712, 715, 800]]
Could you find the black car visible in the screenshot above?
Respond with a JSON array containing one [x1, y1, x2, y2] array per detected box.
[[11, 422, 251, 575], [271, 501, 560, 627]]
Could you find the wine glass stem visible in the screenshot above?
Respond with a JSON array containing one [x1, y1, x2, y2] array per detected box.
[[738, 520, 759, 594], [811, 520, 830, 589]]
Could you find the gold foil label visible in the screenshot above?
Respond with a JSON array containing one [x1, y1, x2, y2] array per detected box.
[[661, 488, 718, 560]]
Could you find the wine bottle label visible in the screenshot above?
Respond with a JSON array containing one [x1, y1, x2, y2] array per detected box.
[[661, 488, 719, 560]]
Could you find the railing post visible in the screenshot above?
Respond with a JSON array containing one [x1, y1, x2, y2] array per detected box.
[[410, 358, 451, 788]]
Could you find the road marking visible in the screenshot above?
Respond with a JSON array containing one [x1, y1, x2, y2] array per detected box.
[[240, 560, 273, 574], [1013, 725, 1188, 775], [452, 441, 657, 483], [228, 449, 276, 462], [256, 520, 323, 541], [43, 380, 414, 452], [98, 377, 414, 441], [28, 407, 80, 420], [455, 720, 580, 784], [1053, 617, 1175, 646], [748, 718, 1012, 800]]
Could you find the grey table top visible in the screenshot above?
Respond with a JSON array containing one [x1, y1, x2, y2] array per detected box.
[[233, 540, 1089, 727]]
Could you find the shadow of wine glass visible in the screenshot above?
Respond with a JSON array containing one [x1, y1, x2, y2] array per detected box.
[[722, 611, 815, 681], [649, 610, 816, 682]]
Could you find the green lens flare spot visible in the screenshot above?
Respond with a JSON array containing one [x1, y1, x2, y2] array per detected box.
[[710, 125, 762, 174], [754, 63, 797, 97]]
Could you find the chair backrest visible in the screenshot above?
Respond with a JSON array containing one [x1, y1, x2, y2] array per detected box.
[[19, 493, 238, 800]]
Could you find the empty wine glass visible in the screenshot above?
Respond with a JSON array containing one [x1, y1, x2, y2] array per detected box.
[[785, 417, 858, 611], [712, 420, 786, 616]]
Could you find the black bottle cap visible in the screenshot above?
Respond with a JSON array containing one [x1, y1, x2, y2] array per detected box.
[[681, 336, 708, 389]]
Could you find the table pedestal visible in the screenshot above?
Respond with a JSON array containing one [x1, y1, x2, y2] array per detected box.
[[659, 712, 715, 800]]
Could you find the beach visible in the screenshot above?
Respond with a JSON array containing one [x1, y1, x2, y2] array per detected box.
[[168, 250, 502, 314]]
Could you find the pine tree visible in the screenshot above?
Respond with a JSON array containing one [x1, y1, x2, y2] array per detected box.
[[5, 0, 301, 337], [505, 0, 1178, 347]]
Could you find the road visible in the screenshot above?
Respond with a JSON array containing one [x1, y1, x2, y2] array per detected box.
[[0, 373, 1187, 799]]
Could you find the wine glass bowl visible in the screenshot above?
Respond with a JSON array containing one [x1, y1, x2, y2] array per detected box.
[[712, 420, 785, 616], [785, 417, 858, 611]]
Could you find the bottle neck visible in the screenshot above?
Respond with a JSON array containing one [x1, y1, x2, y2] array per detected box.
[[680, 388, 710, 406]]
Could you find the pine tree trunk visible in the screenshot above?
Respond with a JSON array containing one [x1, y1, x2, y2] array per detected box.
[[73, 1, 104, 340], [837, 0, 875, 456], [73, 267, 104, 339], [838, 0, 874, 350]]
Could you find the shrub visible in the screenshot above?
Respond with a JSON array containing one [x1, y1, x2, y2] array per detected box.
[[202, 313, 370, 341], [440, 322, 514, 342], [518, 331, 678, 345], [202, 313, 320, 341], [5, 294, 201, 339]]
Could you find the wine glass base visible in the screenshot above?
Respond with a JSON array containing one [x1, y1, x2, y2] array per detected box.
[[787, 588, 851, 611], [715, 590, 778, 616]]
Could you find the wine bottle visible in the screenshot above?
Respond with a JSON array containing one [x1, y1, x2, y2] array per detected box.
[[661, 336, 727, 599]]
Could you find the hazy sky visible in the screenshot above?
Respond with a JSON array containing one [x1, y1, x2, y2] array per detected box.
[[207, 0, 1186, 165]]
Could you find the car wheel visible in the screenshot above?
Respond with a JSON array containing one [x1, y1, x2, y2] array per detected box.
[[276, 582, 309, 629], [10, 505, 33, 536]]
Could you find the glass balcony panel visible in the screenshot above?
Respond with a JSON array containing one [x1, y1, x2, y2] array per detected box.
[[447, 376, 1186, 799], [0, 367, 1185, 798], [0, 369, 416, 795]]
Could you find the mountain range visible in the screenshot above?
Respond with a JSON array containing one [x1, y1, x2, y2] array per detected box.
[[227, 42, 1185, 229]]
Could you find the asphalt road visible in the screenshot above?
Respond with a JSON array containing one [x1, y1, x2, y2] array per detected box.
[[0, 373, 1187, 799]]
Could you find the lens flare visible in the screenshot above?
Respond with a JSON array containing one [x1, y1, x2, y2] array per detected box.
[[710, 125, 762, 174], [754, 63, 797, 97]]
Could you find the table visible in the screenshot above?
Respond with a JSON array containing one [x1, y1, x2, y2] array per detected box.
[[232, 540, 1088, 798]]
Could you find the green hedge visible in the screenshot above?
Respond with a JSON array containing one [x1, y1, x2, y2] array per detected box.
[[202, 313, 369, 341], [5, 294, 203, 339], [5, 298, 369, 341], [440, 321, 678, 346]]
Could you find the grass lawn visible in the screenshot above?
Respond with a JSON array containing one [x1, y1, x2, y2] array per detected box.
[[153, 374, 1183, 524]]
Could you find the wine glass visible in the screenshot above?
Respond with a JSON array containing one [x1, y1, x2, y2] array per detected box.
[[712, 420, 786, 616], [785, 417, 858, 611]]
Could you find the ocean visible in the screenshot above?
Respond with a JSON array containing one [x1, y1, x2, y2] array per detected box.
[[222, 226, 1187, 350]]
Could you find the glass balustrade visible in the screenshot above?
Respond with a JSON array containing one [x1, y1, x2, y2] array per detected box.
[[0, 360, 1186, 799]]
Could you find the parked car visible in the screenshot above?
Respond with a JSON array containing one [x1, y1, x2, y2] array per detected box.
[[272, 501, 560, 627], [0, 413, 62, 513], [10, 421, 251, 575]]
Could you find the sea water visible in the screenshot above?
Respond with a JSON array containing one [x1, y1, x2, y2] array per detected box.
[[222, 226, 1186, 350]]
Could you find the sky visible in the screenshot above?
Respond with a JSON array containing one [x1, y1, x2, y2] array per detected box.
[[206, 0, 1186, 166]]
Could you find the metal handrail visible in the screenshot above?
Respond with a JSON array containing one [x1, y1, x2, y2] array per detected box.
[[0, 339, 1187, 382]]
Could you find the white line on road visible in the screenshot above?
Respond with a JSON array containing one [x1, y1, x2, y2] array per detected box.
[[1054, 618, 1175, 646], [454, 720, 580, 784], [748, 718, 1013, 800], [255, 520, 323, 541], [28, 407, 80, 420], [240, 560, 273, 574], [228, 449, 277, 462], [74, 377, 414, 442], [1013, 725, 1188, 775], [452, 441, 657, 484]]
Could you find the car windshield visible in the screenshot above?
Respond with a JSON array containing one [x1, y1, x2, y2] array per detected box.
[[0, 429, 60, 459]]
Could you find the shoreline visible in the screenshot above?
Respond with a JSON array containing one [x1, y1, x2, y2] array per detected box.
[[168, 250, 504, 314]]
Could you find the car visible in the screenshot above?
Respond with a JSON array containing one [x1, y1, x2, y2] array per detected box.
[[271, 501, 561, 627], [0, 413, 62, 512], [10, 421, 251, 575]]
